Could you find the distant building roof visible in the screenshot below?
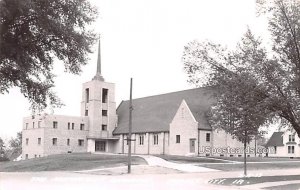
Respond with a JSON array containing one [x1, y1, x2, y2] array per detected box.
[[113, 87, 215, 134], [265, 132, 284, 147]]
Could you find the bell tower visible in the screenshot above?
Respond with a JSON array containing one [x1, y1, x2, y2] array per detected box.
[[81, 38, 117, 152]]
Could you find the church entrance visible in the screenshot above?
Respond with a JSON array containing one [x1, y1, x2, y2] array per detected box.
[[95, 141, 106, 152]]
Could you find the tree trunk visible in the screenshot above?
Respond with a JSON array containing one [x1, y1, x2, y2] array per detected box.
[[244, 137, 247, 177]]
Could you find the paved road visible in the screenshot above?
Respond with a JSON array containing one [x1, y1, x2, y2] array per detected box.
[[0, 171, 242, 190], [1, 155, 300, 190], [2, 167, 300, 190]]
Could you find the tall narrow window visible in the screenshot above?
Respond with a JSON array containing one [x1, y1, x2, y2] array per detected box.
[[52, 138, 57, 146], [102, 88, 108, 103], [85, 110, 88, 116], [32, 122, 35, 128], [176, 135, 180, 143], [289, 135, 295, 142], [67, 139, 70, 146], [80, 124, 84, 130], [38, 121, 41, 128], [25, 154, 28, 159], [53, 121, 58, 129], [153, 134, 158, 145], [139, 134, 144, 145], [25, 123, 28, 129], [206, 133, 211, 142], [102, 110, 108, 116], [85, 88, 89, 103], [68, 122, 70, 130], [26, 138, 29, 145], [72, 123, 75, 130], [288, 146, 295, 153], [38, 138, 41, 145]]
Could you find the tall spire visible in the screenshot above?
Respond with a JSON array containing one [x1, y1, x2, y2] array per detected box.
[[93, 36, 104, 81]]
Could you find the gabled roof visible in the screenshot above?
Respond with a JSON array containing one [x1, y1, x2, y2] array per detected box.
[[265, 132, 284, 147], [113, 87, 215, 134]]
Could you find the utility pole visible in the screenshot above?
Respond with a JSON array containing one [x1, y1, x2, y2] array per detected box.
[[128, 78, 133, 174]]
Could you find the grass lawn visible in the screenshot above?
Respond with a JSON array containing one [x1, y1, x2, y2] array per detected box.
[[156, 155, 229, 163], [210, 156, 300, 162], [0, 153, 146, 172], [200, 161, 300, 171]]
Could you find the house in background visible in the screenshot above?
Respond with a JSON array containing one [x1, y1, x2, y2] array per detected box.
[[266, 131, 300, 157], [22, 40, 256, 159]]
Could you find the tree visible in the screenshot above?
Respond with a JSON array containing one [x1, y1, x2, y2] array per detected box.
[[0, 0, 98, 111], [0, 137, 9, 161], [183, 0, 300, 176], [9, 131, 22, 150], [183, 0, 300, 137]]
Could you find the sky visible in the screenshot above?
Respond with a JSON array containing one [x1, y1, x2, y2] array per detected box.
[[0, 0, 270, 140]]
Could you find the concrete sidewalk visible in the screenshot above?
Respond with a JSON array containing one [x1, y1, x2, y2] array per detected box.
[[137, 155, 219, 172]]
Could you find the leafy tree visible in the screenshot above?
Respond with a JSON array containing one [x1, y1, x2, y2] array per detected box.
[[9, 131, 22, 150], [183, 0, 300, 175], [0, 137, 9, 161], [183, 0, 300, 137], [0, 0, 98, 111]]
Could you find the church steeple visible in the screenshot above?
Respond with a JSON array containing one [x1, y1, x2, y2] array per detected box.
[[93, 38, 104, 81]]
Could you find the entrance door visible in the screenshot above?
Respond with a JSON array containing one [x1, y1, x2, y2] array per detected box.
[[190, 139, 196, 153], [95, 141, 106, 152]]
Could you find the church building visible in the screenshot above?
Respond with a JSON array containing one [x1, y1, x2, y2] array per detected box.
[[22, 41, 255, 159]]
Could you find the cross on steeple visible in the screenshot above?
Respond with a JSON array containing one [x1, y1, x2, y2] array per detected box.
[[93, 35, 105, 81]]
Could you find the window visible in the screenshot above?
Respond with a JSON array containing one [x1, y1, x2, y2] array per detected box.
[[72, 123, 74, 130], [153, 134, 159, 145], [102, 110, 108, 116], [26, 138, 29, 145], [102, 88, 108, 103], [139, 134, 144, 145], [85, 110, 88, 116], [38, 121, 41, 128], [68, 122, 70, 130], [274, 146, 277, 154], [78, 139, 84, 146], [53, 121, 58, 129], [25, 154, 28, 159], [35, 154, 37, 158], [80, 124, 84, 130], [176, 135, 180, 143], [289, 134, 295, 142], [25, 123, 28, 129], [206, 133, 211, 142], [52, 138, 57, 146], [288, 146, 295, 154], [125, 135, 129, 145], [85, 88, 89, 103], [67, 139, 70, 146], [33, 122, 35, 128], [38, 138, 41, 145], [101, 125, 107, 131]]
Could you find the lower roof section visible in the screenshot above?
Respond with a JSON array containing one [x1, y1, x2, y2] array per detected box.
[[87, 136, 119, 141]]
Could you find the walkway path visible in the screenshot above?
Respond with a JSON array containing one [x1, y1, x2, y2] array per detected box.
[[137, 155, 218, 172]]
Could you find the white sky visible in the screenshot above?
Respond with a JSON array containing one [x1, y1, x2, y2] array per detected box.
[[0, 0, 271, 140]]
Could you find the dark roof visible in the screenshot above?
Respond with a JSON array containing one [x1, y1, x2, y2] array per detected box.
[[265, 132, 284, 147], [113, 87, 215, 134]]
